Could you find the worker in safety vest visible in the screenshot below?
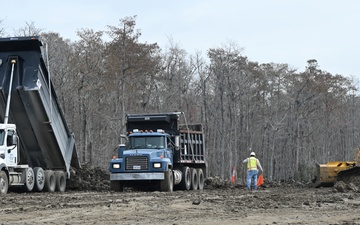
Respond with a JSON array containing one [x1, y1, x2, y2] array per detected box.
[[243, 152, 263, 190]]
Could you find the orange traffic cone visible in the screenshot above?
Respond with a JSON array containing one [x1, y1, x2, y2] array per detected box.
[[257, 174, 264, 187], [231, 166, 236, 183]]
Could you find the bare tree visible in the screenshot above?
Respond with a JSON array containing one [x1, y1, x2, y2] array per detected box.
[[159, 40, 197, 113], [0, 19, 5, 37], [13, 21, 43, 36], [73, 29, 106, 164], [106, 16, 161, 125], [206, 44, 251, 179], [9, 18, 358, 182]]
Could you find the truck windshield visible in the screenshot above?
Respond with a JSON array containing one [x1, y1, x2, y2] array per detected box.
[[129, 136, 165, 149]]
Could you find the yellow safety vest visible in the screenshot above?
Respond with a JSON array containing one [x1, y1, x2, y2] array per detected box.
[[247, 157, 257, 170]]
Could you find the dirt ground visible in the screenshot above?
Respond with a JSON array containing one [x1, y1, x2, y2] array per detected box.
[[1, 166, 360, 225]]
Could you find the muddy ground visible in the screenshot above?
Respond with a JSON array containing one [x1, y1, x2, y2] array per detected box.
[[1, 165, 360, 225]]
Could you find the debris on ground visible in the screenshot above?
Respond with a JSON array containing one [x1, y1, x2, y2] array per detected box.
[[67, 163, 110, 191], [67, 166, 238, 191], [205, 176, 232, 189], [334, 181, 360, 193], [65, 164, 318, 191]]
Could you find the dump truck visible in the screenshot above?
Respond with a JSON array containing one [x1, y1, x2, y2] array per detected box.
[[314, 149, 360, 187], [109, 112, 206, 192], [0, 36, 79, 195]]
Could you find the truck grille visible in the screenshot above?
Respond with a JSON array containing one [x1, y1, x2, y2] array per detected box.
[[125, 156, 149, 170]]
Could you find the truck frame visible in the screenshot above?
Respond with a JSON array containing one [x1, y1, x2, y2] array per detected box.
[[0, 36, 79, 195], [109, 112, 206, 192]]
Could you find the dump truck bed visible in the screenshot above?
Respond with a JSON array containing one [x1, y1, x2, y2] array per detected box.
[[126, 112, 206, 166], [0, 37, 79, 176]]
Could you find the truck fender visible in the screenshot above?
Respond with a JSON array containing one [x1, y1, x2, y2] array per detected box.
[[165, 162, 173, 170], [0, 161, 9, 181], [162, 159, 172, 170], [0, 160, 8, 172]]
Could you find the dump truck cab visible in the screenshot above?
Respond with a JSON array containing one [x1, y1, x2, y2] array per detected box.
[[0, 123, 19, 167], [110, 129, 173, 181]]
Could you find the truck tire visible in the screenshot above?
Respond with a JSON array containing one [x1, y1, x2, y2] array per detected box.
[[180, 166, 191, 190], [44, 170, 56, 192], [160, 169, 174, 192], [23, 167, 35, 192], [190, 168, 198, 190], [33, 167, 45, 192], [110, 181, 124, 192], [55, 171, 66, 192], [0, 171, 9, 195], [197, 168, 204, 191]]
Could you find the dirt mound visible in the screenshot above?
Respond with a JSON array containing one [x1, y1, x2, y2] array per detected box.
[[67, 166, 236, 191], [334, 181, 360, 193], [204, 176, 247, 189], [66, 165, 310, 191], [205, 176, 233, 189], [67, 163, 110, 191], [204, 176, 310, 190]]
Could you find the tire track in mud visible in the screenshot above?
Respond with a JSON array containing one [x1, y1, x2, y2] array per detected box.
[[1, 188, 360, 225]]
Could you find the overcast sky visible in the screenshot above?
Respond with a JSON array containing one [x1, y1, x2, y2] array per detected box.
[[1, 0, 359, 80]]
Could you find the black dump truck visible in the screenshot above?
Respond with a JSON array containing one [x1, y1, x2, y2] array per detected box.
[[109, 112, 206, 192], [0, 37, 79, 195]]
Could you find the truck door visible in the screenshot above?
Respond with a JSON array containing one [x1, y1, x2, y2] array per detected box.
[[5, 129, 18, 166]]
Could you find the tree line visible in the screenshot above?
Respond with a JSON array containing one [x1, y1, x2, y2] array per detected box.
[[1, 16, 359, 183]]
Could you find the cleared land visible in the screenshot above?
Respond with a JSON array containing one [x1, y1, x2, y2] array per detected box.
[[1, 166, 360, 225]]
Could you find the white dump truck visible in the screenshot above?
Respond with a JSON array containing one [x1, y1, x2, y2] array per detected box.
[[0, 36, 79, 195]]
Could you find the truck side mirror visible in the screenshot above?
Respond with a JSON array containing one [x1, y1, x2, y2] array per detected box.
[[175, 136, 180, 150]]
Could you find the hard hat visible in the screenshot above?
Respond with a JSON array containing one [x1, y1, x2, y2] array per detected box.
[[250, 152, 256, 156]]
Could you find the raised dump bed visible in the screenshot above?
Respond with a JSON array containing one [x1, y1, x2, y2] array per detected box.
[[0, 36, 79, 194]]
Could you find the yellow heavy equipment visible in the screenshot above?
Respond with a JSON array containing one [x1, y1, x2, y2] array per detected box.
[[314, 149, 360, 187]]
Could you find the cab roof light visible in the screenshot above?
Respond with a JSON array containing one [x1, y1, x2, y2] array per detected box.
[[157, 129, 164, 133]]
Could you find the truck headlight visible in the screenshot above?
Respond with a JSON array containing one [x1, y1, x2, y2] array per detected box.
[[112, 163, 120, 169], [153, 162, 162, 168]]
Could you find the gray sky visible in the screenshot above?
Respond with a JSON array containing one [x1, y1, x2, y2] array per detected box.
[[1, 0, 359, 80]]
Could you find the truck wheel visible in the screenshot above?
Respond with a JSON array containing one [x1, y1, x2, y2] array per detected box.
[[55, 171, 66, 192], [44, 170, 56, 192], [110, 181, 124, 192], [180, 166, 191, 190], [160, 169, 174, 192], [0, 171, 9, 195], [33, 167, 45, 192], [23, 167, 35, 192], [197, 168, 204, 191], [191, 168, 198, 190]]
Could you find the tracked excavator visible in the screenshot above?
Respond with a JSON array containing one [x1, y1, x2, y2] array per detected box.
[[314, 149, 360, 187]]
